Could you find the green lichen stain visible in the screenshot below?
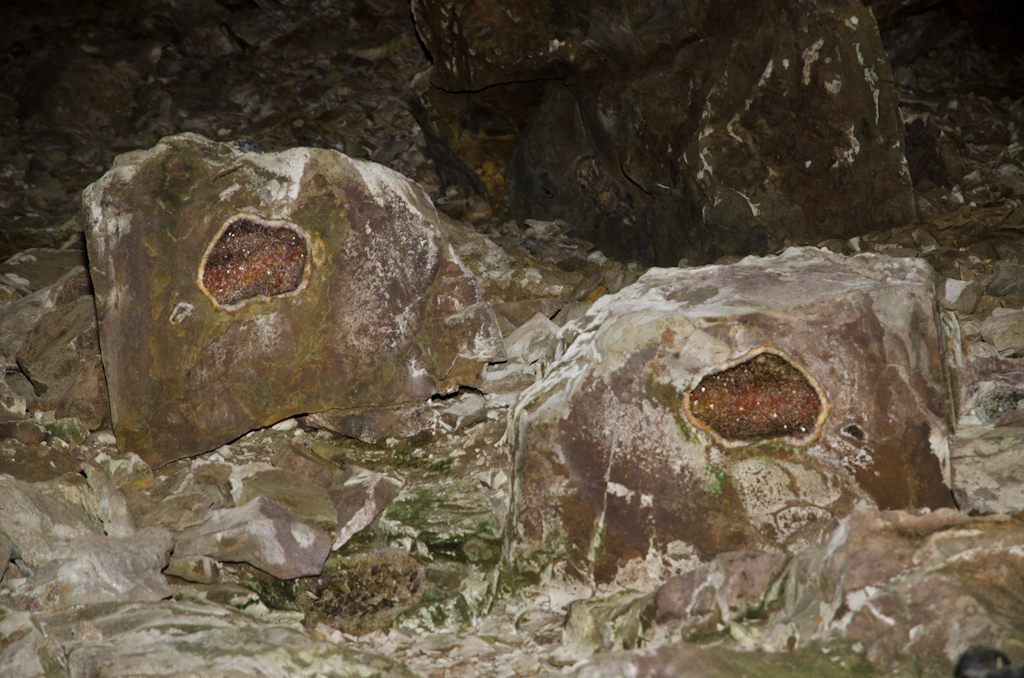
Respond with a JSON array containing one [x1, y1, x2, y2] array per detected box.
[[646, 376, 697, 443], [382, 482, 502, 567], [705, 463, 729, 496]]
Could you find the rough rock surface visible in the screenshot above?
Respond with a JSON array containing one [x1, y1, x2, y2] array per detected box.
[[506, 247, 953, 588], [1, 599, 415, 678], [85, 132, 505, 466], [410, 0, 916, 266], [4, 1, 1024, 676], [19, 527, 173, 611]]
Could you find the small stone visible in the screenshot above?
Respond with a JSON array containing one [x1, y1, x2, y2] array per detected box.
[[479, 361, 537, 394], [439, 391, 488, 431], [164, 555, 222, 584], [0, 420, 49, 444], [981, 309, 1024, 352], [987, 261, 1024, 296], [271, 418, 297, 431], [44, 417, 89, 445], [503, 312, 561, 365], [940, 278, 982, 314], [329, 466, 402, 550]]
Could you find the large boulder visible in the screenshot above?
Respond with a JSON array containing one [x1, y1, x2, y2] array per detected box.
[[84, 133, 505, 466], [505, 248, 953, 588], [410, 0, 916, 265]]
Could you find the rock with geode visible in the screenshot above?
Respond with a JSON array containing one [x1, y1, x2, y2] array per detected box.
[[84, 133, 506, 466], [505, 247, 953, 588]]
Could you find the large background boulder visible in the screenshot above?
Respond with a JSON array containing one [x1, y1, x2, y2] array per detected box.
[[85, 133, 505, 466], [505, 248, 953, 588], [409, 0, 917, 266]]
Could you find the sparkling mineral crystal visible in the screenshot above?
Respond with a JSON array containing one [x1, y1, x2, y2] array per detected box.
[[200, 216, 309, 309], [687, 351, 823, 443]]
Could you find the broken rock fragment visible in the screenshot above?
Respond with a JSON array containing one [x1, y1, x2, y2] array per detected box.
[[172, 495, 330, 579], [84, 133, 505, 466]]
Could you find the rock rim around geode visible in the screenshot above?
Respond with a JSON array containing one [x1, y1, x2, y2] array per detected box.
[[504, 247, 953, 588], [84, 133, 505, 466]]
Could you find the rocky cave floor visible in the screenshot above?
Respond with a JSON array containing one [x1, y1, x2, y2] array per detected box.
[[4, 1, 1024, 677]]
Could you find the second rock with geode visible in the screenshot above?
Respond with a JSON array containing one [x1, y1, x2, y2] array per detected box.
[[505, 248, 953, 588]]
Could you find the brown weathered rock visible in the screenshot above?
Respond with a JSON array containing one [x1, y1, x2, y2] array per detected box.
[[17, 46, 134, 136], [15, 294, 98, 397], [0, 420, 49, 445], [865, 0, 944, 30], [55, 354, 110, 430], [0, 476, 101, 568], [411, 0, 916, 266], [84, 133, 505, 466], [230, 465, 338, 535], [655, 550, 789, 635], [0, 265, 92, 373], [0, 248, 88, 294], [761, 509, 1024, 675], [506, 248, 953, 587]]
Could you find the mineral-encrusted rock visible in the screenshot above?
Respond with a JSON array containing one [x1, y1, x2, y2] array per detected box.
[[172, 495, 330, 579], [506, 248, 953, 587], [410, 0, 916, 266], [84, 133, 506, 466]]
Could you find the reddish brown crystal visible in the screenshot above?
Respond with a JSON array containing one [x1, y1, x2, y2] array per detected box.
[[688, 352, 821, 442], [202, 218, 307, 307]]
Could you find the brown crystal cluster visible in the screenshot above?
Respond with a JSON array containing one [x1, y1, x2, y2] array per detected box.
[[688, 352, 821, 443], [201, 217, 307, 307]]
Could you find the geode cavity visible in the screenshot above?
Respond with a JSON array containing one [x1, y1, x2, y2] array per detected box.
[[199, 215, 309, 310], [686, 350, 826, 446]]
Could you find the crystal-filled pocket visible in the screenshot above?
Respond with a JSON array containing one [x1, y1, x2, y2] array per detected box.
[[199, 214, 310, 310]]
